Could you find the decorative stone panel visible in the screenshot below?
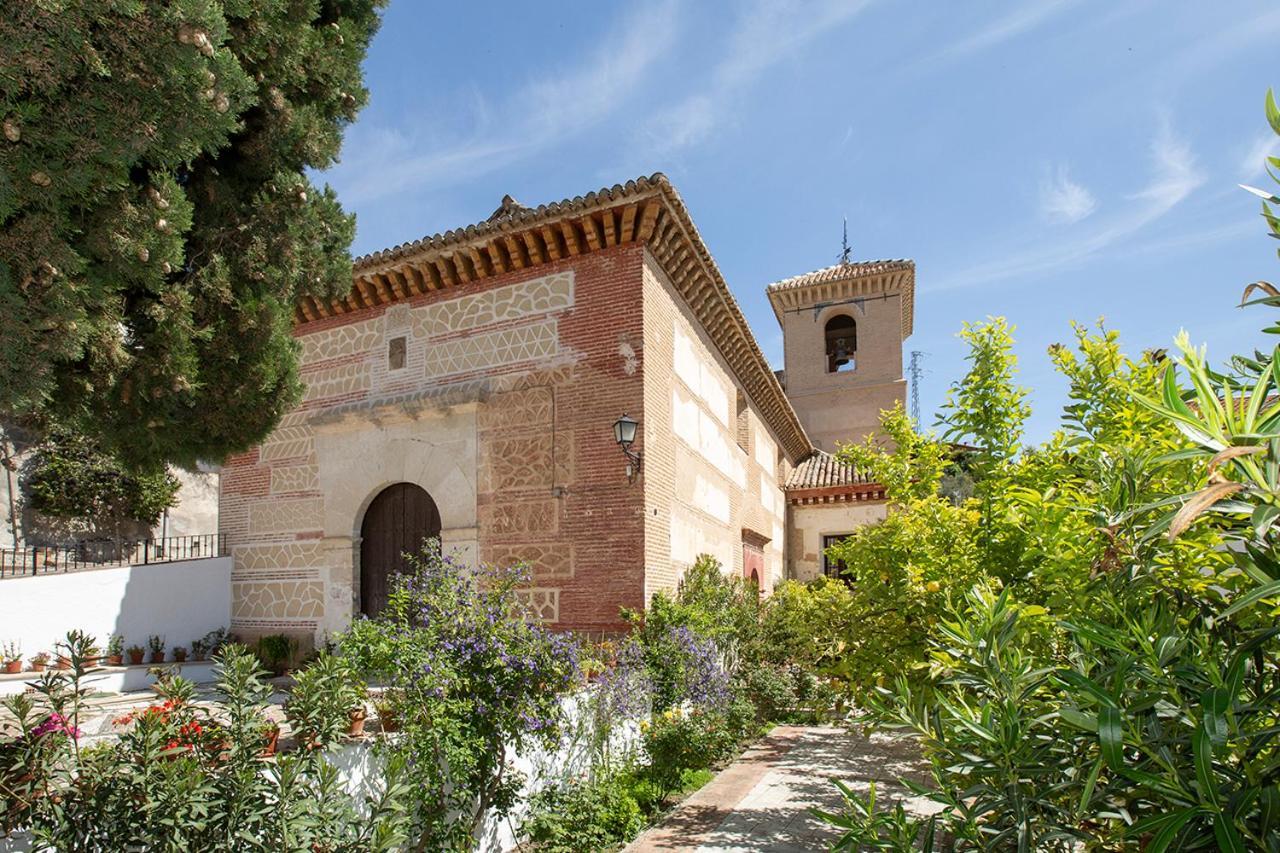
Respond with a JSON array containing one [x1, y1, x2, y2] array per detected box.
[[248, 498, 324, 535], [513, 588, 560, 623], [234, 542, 328, 571], [480, 433, 554, 492], [478, 386, 553, 431], [488, 543, 574, 580], [481, 499, 558, 537], [233, 579, 325, 619], [422, 320, 558, 380], [412, 272, 573, 339], [303, 362, 370, 402], [258, 414, 314, 462], [300, 317, 381, 363], [270, 465, 319, 494]]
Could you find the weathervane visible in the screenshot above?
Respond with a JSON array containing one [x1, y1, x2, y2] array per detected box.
[[839, 217, 852, 265]]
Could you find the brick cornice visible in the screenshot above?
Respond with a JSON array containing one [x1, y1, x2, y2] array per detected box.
[[299, 174, 815, 463]]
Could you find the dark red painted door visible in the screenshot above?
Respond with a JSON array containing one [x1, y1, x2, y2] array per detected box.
[[743, 544, 765, 598], [359, 483, 441, 617]]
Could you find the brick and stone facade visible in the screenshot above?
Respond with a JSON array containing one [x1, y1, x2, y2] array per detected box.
[[218, 175, 911, 642]]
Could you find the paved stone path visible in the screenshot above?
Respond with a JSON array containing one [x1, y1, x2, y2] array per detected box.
[[624, 725, 939, 852]]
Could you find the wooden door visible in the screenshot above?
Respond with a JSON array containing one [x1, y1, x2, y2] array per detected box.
[[359, 483, 441, 617]]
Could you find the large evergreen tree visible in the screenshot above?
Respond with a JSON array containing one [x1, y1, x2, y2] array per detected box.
[[0, 0, 384, 468]]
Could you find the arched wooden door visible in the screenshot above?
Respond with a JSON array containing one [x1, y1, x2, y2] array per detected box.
[[359, 483, 441, 617]]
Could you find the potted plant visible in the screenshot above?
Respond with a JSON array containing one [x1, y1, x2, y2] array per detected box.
[[54, 652, 71, 670], [372, 691, 401, 733], [106, 634, 124, 666], [29, 652, 50, 672], [171, 645, 187, 663], [2, 642, 21, 674], [190, 638, 208, 662], [83, 635, 101, 667], [203, 627, 230, 657], [255, 633, 296, 677], [126, 644, 146, 666], [147, 634, 165, 664]]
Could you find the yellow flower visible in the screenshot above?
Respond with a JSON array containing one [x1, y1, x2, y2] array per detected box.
[[925, 581, 941, 593]]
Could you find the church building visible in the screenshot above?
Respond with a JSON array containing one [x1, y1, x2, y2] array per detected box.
[[218, 175, 913, 641]]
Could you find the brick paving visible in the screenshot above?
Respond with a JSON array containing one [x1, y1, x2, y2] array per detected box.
[[624, 725, 939, 852]]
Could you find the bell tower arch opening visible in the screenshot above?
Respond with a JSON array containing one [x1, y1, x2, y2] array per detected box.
[[824, 314, 857, 373]]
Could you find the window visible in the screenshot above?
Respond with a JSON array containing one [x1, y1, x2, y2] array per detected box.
[[388, 336, 406, 371], [822, 533, 853, 578], [824, 315, 857, 373]]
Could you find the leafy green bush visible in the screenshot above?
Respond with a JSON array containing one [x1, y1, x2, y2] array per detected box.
[[522, 771, 646, 852], [284, 651, 365, 749], [337, 542, 579, 851], [641, 707, 738, 797]]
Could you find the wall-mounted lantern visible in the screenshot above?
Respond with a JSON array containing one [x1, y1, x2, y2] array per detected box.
[[612, 413, 641, 482]]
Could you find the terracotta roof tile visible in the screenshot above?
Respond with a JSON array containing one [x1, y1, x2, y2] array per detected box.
[[785, 450, 875, 490], [766, 260, 914, 293]]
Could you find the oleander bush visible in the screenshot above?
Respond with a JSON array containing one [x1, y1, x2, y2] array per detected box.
[[0, 634, 409, 850]]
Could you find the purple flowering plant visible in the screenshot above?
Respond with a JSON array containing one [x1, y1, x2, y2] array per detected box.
[[339, 539, 580, 851]]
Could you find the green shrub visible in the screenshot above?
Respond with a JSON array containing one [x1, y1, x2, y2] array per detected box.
[[521, 771, 645, 852], [641, 707, 737, 797], [284, 652, 365, 749]]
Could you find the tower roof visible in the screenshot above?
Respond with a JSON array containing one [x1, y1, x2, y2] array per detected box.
[[765, 260, 915, 339]]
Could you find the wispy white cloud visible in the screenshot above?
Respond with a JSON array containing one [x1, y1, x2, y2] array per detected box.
[[640, 0, 873, 157], [1239, 131, 1279, 179], [932, 118, 1206, 292], [926, 0, 1081, 66], [326, 0, 681, 205], [1039, 165, 1096, 224]]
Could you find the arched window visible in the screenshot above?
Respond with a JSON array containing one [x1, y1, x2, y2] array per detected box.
[[825, 314, 857, 373]]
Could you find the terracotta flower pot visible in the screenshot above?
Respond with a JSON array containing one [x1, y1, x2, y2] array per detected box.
[[3, 660, 20, 674], [127, 651, 145, 666], [84, 655, 100, 668], [172, 650, 187, 663], [29, 661, 46, 672], [376, 708, 399, 733], [149, 652, 165, 664], [107, 655, 123, 667], [55, 656, 71, 671], [261, 725, 280, 757], [348, 708, 367, 738]]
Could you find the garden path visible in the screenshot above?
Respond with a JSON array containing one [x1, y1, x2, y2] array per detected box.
[[623, 724, 939, 852]]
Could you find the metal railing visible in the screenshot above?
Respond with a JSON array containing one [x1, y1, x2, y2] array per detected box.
[[0, 534, 226, 579]]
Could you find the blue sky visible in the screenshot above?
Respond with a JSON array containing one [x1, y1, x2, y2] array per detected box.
[[320, 0, 1280, 442]]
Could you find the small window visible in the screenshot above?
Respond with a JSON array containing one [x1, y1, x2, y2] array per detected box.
[[388, 336, 406, 371], [822, 533, 853, 578], [825, 315, 857, 373]]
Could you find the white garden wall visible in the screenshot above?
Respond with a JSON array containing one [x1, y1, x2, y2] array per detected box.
[[0, 556, 232, 664]]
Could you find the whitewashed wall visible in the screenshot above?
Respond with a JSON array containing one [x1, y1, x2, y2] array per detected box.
[[330, 689, 643, 852], [0, 556, 232, 662]]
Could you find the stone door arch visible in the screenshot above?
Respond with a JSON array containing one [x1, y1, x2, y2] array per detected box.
[[359, 482, 441, 617]]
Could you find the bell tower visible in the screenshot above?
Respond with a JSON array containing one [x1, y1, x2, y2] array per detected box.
[[766, 260, 915, 451]]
